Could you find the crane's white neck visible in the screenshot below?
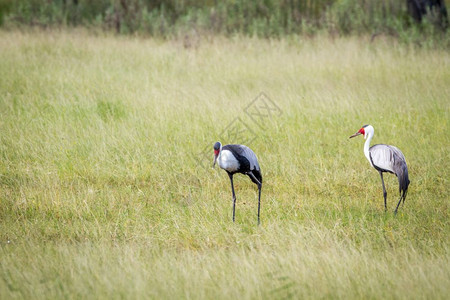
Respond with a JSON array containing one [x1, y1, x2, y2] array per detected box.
[[218, 148, 240, 172], [364, 129, 374, 165], [218, 144, 223, 159]]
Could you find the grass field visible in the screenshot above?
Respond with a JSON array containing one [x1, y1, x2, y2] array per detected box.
[[0, 30, 449, 299]]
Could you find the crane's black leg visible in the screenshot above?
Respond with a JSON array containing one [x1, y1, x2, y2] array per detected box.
[[257, 183, 262, 225], [228, 173, 236, 222], [394, 195, 402, 215], [379, 172, 387, 211], [247, 172, 262, 225], [395, 190, 406, 214]]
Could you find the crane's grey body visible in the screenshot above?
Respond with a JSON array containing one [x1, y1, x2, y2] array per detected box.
[[350, 125, 410, 214], [213, 142, 262, 224], [369, 144, 410, 193], [222, 144, 260, 171]]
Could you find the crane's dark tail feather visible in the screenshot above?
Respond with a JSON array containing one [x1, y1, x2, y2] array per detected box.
[[249, 169, 262, 186]]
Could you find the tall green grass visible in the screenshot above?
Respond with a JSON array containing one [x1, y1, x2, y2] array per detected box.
[[0, 30, 449, 298]]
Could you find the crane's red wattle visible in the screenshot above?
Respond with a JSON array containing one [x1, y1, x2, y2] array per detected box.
[[359, 128, 365, 135], [214, 149, 219, 155]]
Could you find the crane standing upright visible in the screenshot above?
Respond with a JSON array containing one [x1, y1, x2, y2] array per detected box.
[[213, 142, 262, 224], [350, 125, 410, 214]]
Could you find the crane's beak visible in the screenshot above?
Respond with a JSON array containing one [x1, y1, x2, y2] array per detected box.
[[349, 132, 361, 139], [213, 155, 218, 168]]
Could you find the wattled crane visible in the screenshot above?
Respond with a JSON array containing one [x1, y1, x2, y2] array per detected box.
[[213, 142, 262, 224], [350, 125, 410, 214]]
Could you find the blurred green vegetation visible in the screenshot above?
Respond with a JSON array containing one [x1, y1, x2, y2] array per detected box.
[[0, 0, 448, 44]]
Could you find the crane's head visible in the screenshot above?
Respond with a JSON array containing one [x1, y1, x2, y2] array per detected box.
[[349, 124, 373, 140], [212, 141, 222, 168]]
